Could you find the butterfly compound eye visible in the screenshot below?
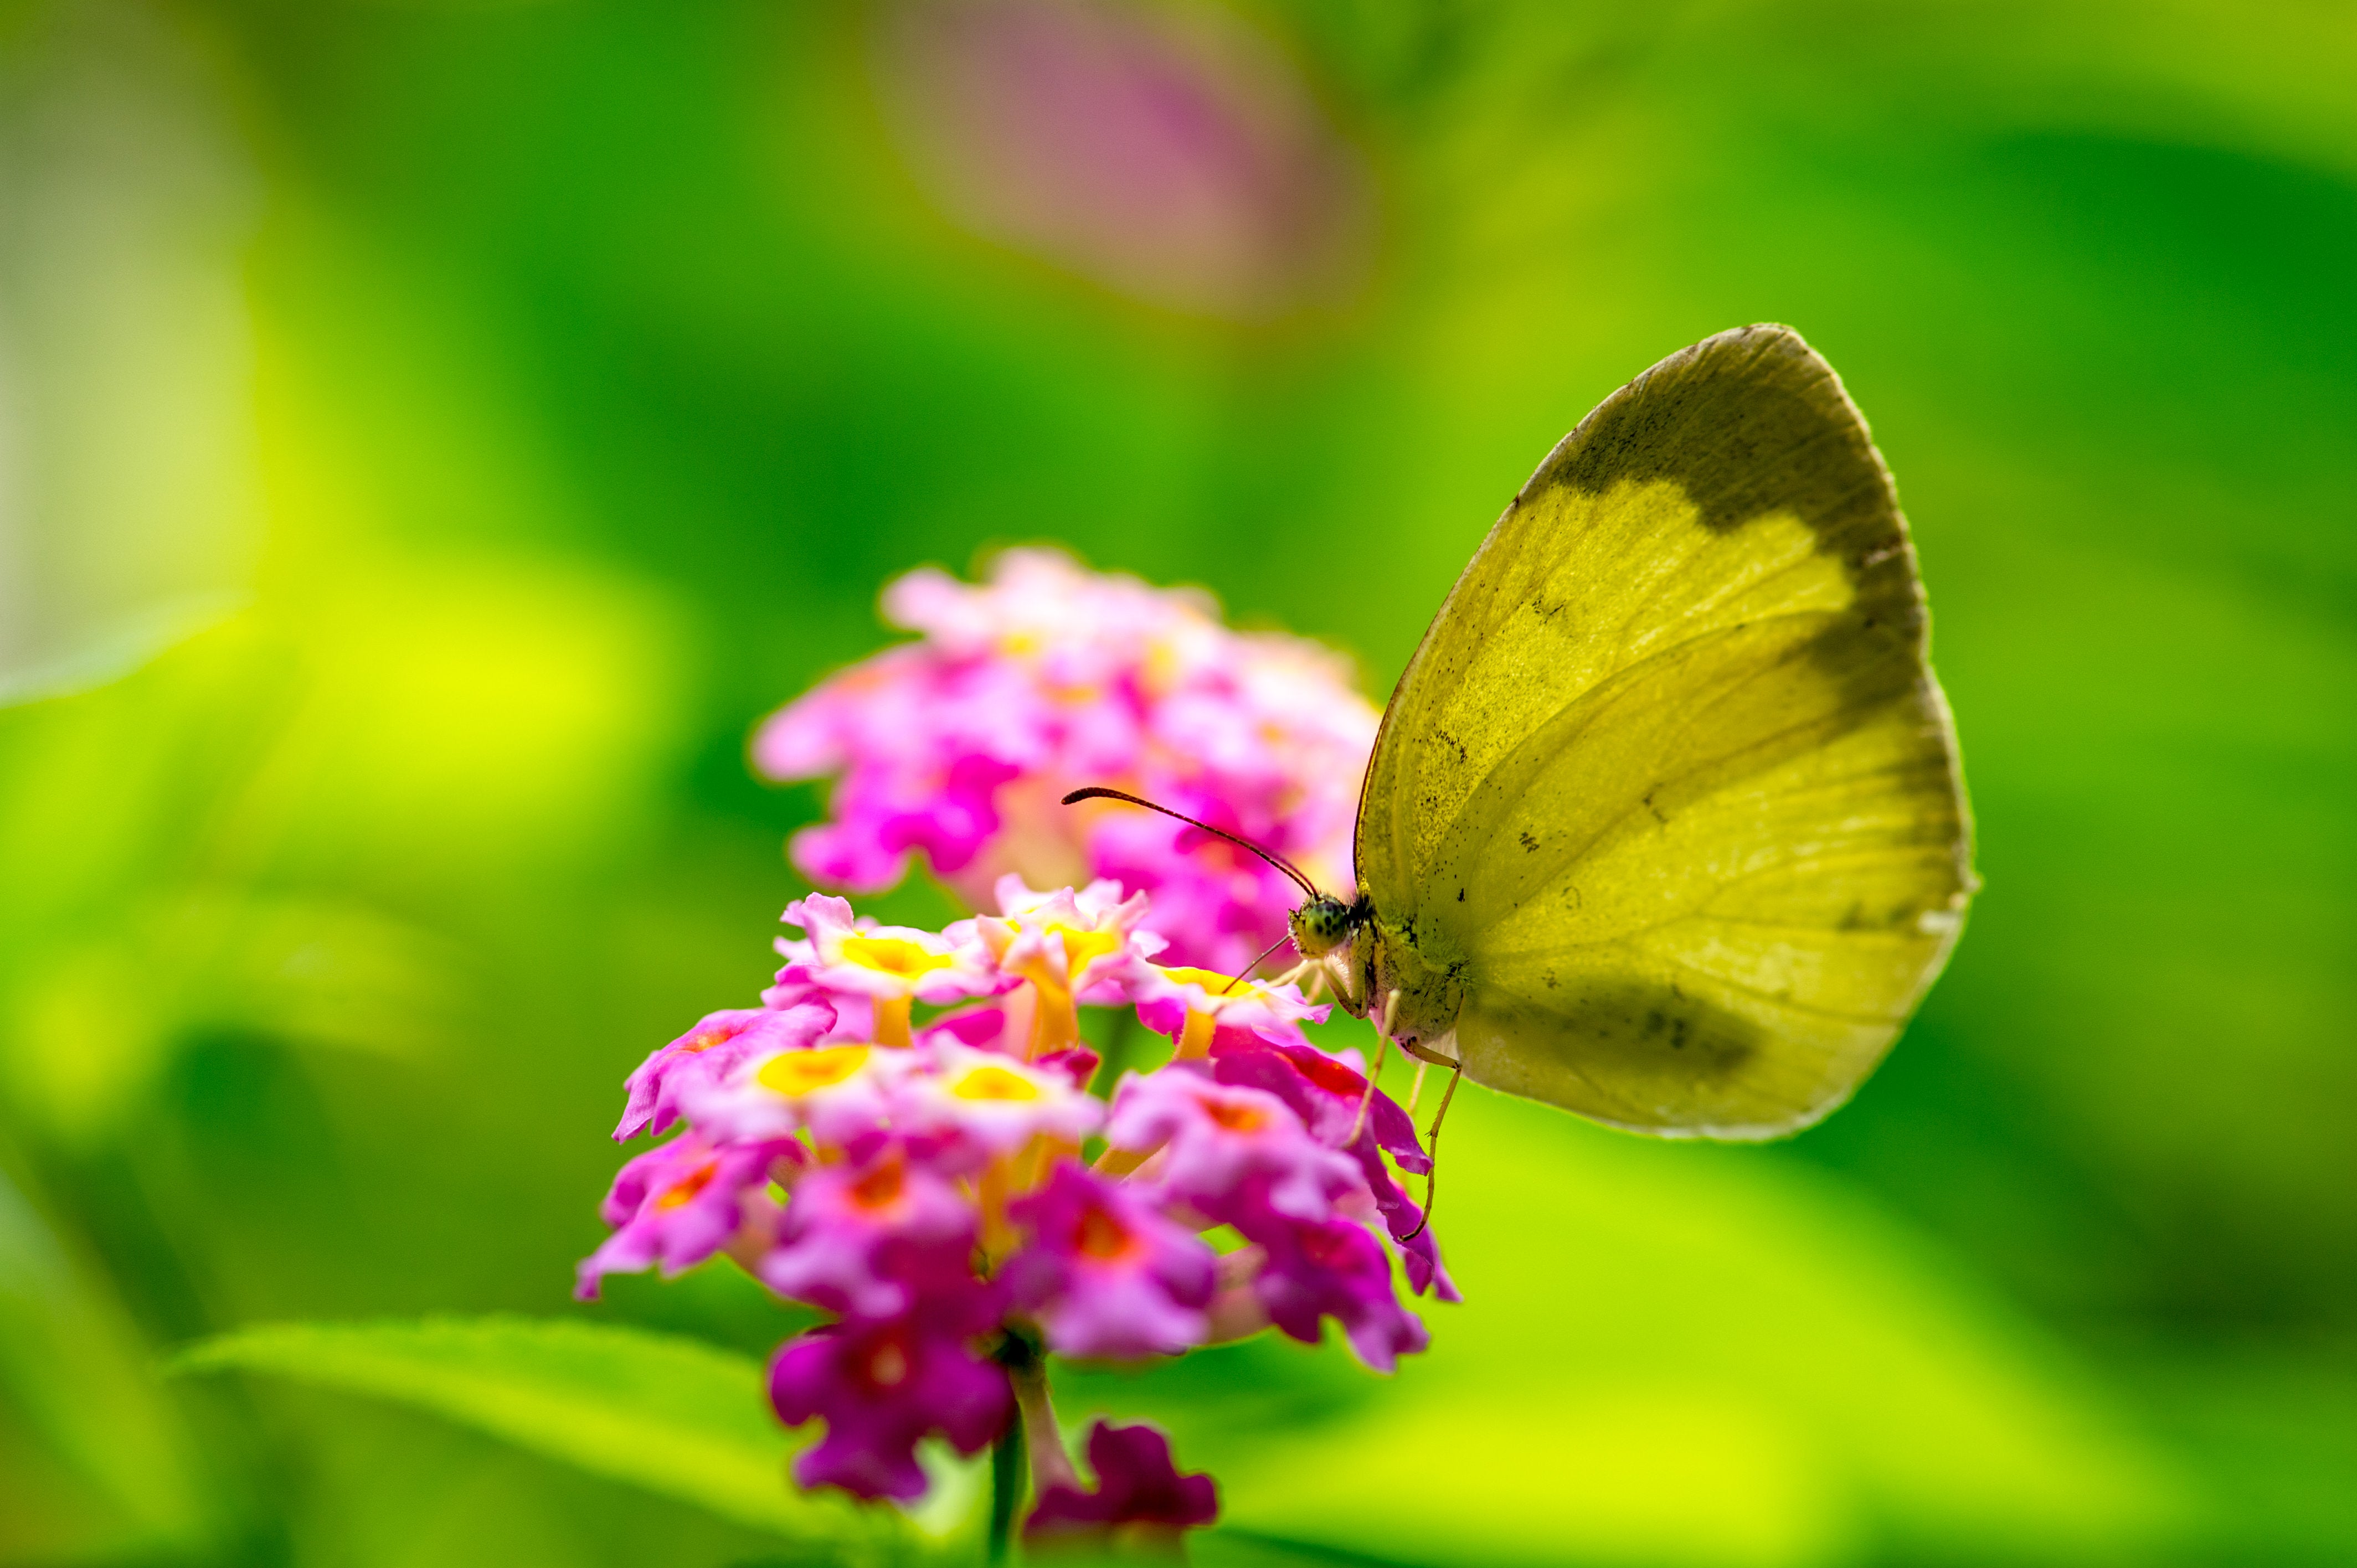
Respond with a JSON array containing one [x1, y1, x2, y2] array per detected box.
[[1288, 895, 1360, 957]]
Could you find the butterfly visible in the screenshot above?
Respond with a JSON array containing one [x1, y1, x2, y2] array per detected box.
[[1084, 324, 1975, 1142]]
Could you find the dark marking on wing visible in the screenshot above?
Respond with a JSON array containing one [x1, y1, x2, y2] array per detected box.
[[1475, 979, 1761, 1095], [1516, 326, 1929, 678], [1540, 329, 1879, 549]]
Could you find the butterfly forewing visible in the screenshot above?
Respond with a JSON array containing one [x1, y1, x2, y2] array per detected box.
[[1357, 324, 1972, 1138]]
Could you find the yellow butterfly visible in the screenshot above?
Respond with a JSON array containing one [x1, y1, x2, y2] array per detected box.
[[1089, 325, 1975, 1142]]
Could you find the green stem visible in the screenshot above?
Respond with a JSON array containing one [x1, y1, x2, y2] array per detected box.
[[987, 1406, 1025, 1565], [988, 1326, 1048, 1563]]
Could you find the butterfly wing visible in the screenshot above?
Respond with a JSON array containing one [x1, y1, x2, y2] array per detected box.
[[1356, 325, 1973, 1138]]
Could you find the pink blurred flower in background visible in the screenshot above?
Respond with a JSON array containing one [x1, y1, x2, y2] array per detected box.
[[755, 548, 1378, 972], [869, 0, 1375, 323]]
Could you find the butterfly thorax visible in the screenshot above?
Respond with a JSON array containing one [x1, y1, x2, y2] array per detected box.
[[1368, 915, 1469, 1061]]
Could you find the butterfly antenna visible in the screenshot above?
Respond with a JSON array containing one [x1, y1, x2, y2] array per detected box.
[[1216, 932, 1296, 996], [1402, 1062, 1461, 1243], [1061, 787, 1321, 900]]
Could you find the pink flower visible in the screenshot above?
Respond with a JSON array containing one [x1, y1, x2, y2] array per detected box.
[[1006, 1162, 1215, 1359], [894, 1043, 1105, 1164], [1025, 1421, 1218, 1541], [977, 876, 1164, 1003], [1132, 963, 1325, 1036], [758, 1142, 976, 1318], [682, 1042, 917, 1148], [615, 999, 836, 1142], [578, 872, 1453, 1520], [574, 1134, 797, 1299], [974, 875, 1163, 1051], [1132, 961, 1327, 1061], [1104, 1065, 1357, 1224], [779, 895, 1002, 1005], [768, 1295, 1013, 1502], [752, 549, 1377, 971], [775, 894, 1006, 1047]]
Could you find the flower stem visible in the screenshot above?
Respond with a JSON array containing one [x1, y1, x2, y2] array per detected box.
[[989, 1327, 1071, 1561], [1011, 1355, 1078, 1493], [987, 1407, 1025, 1565]]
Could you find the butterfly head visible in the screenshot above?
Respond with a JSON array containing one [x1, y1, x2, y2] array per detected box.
[[1287, 893, 1370, 961]]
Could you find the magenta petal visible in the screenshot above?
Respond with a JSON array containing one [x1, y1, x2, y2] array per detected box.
[[575, 1136, 790, 1301], [1031, 1045, 1101, 1090], [1026, 1420, 1217, 1538], [768, 1308, 1013, 1504], [1243, 1213, 1428, 1373], [616, 999, 837, 1142]]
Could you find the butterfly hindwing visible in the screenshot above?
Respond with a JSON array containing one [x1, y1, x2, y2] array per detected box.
[[1358, 324, 1972, 1137]]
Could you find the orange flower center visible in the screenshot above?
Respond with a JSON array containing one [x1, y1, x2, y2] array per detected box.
[[866, 1338, 910, 1388], [1206, 1098, 1267, 1133], [850, 1159, 906, 1210], [656, 1160, 718, 1209], [1076, 1203, 1136, 1261]]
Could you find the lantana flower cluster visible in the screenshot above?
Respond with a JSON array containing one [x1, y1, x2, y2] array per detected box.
[[753, 549, 1379, 973], [581, 878, 1454, 1543]]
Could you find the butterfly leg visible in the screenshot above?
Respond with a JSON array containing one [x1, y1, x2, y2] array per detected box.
[[1347, 1034, 1388, 1144], [1402, 1062, 1463, 1244], [1378, 989, 1402, 1039]]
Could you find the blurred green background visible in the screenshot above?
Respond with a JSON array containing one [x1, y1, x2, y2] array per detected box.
[[2, 1, 2351, 1564]]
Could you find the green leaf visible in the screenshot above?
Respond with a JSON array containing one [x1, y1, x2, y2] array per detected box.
[[0, 1167, 211, 1554], [168, 1315, 908, 1556]]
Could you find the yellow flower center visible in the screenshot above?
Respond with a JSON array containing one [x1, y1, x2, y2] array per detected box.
[[1161, 966, 1263, 1003], [756, 1044, 870, 1096], [951, 1065, 1040, 1103], [840, 936, 953, 979], [1052, 924, 1121, 978]]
